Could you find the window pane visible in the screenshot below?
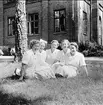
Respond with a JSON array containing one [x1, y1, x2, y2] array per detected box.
[[8, 19, 11, 24], [35, 21, 38, 27], [9, 25, 12, 36], [30, 14, 34, 21], [31, 22, 34, 34], [60, 10, 65, 17], [60, 11, 65, 31], [55, 19, 60, 32], [8, 17, 15, 36], [83, 11, 87, 35], [27, 22, 29, 33], [34, 28, 38, 34], [35, 14, 39, 20], [55, 11, 59, 18]]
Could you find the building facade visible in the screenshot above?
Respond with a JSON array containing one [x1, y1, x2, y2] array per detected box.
[[0, 0, 103, 47]]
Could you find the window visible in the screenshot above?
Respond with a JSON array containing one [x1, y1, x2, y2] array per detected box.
[[54, 9, 66, 32], [8, 17, 15, 36], [83, 11, 88, 35], [28, 13, 39, 35]]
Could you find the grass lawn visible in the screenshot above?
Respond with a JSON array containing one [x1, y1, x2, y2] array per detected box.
[[0, 76, 103, 105], [0, 62, 103, 105]]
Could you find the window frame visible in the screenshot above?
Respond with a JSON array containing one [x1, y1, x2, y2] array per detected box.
[[27, 13, 39, 36], [83, 11, 88, 35], [54, 8, 66, 33], [8, 16, 15, 36]]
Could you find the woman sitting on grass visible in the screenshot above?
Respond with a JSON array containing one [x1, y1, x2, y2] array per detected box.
[[46, 40, 60, 66], [52, 39, 71, 77], [53, 41, 88, 78], [19, 39, 55, 80], [39, 39, 47, 61]]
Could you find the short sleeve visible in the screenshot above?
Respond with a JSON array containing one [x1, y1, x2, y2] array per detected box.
[[79, 54, 86, 67], [22, 51, 30, 65]]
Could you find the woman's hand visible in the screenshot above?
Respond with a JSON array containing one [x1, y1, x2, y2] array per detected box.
[[77, 66, 88, 77], [19, 76, 24, 81]]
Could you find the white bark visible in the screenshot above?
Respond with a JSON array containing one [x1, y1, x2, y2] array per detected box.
[[15, 0, 28, 59]]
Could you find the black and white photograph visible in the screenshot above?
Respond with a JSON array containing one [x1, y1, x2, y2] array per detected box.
[[0, 0, 103, 105]]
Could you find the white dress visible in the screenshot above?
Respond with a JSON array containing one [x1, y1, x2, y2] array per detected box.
[[53, 51, 86, 78], [39, 50, 47, 61], [46, 49, 60, 65], [22, 49, 55, 79]]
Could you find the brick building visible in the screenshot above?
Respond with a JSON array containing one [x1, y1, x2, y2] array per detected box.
[[0, 0, 103, 47]]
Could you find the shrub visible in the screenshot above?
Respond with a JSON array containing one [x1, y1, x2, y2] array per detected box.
[[0, 46, 11, 56], [78, 41, 103, 57]]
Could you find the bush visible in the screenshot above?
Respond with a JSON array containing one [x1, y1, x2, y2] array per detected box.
[[78, 41, 103, 57], [0, 46, 11, 56]]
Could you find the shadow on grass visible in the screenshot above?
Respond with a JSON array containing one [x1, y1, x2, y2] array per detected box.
[[0, 75, 27, 85], [0, 90, 53, 105], [0, 91, 31, 105], [32, 96, 53, 105]]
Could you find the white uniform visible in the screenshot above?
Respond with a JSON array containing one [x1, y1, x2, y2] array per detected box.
[[39, 50, 47, 61], [22, 49, 55, 79], [46, 49, 60, 65], [53, 51, 86, 78]]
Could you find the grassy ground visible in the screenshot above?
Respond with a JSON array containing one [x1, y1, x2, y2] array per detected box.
[[0, 62, 103, 105], [0, 76, 103, 105]]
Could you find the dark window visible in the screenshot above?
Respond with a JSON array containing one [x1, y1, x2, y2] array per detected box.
[[83, 11, 88, 35], [8, 17, 15, 36], [54, 9, 66, 32], [28, 13, 39, 35]]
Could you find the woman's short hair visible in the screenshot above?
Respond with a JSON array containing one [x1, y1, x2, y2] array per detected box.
[[70, 42, 78, 50], [51, 40, 59, 46], [60, 39, 70, 47], [29, 39, 40, 49], [40, 39, 47, 46]]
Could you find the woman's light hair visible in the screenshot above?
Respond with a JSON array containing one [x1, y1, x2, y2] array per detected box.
[[51, 40, 59, 46], [40, 39, 47, 46], [70, 42, 78, 50], [40, 39, 47, 44], [60, 39, 70, 47], [29, 39, 40, 49]]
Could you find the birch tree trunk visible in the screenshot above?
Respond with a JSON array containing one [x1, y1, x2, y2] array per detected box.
[[15, 0, 28, 61]]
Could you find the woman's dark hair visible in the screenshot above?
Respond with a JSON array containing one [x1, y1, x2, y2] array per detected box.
[[29, 39, 40, 49]]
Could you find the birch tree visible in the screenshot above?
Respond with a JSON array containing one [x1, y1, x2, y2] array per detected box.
[[15, 0, 28, 61]]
